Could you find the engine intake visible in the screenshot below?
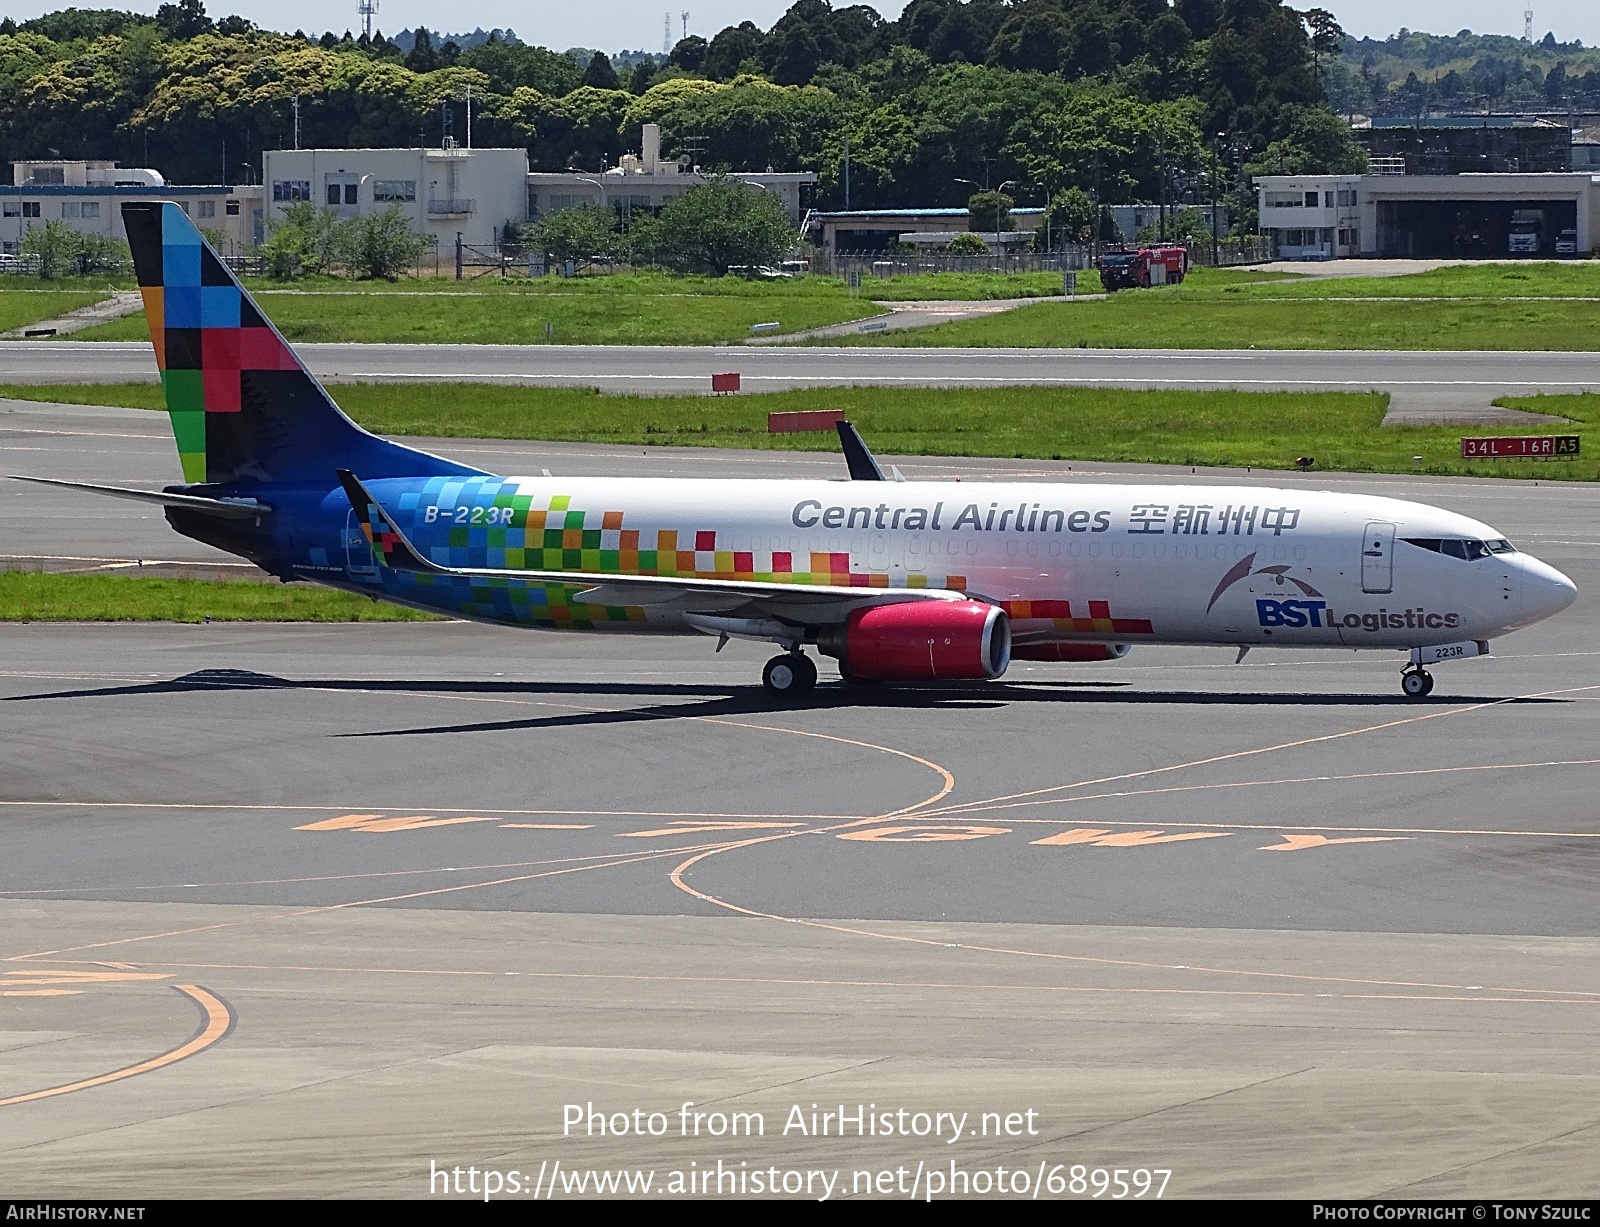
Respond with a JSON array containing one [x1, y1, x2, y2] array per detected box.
[[820, 600, 1010, 681], [1011, 642, 1130, 662]]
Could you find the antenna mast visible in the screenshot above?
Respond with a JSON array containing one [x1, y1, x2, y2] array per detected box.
[[1524, 6, 1534, 41], [681, 11, 689, 41], [663, 11, 671, 53], [359, 0, 377, 41]]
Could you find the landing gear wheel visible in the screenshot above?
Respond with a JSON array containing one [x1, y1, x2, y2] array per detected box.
[[763, 652, 816, 700], [1401, 668, 1434, 699]]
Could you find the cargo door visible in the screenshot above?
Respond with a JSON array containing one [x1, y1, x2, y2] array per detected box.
[[1361, 522, 1395, 594]]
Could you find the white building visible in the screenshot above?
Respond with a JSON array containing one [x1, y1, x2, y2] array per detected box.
[[1257, 171, 1600, 259], [0, 160, 263, 256], [262, 145, 530, 250], [527, 125, 815, 226], [1253, 176, 1364, 259]]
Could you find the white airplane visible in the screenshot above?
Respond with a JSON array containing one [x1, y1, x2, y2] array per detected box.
[[11, 202, 1581, 701]]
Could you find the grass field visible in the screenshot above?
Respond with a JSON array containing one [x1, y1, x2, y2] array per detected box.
[[0, 570, 442, 622], [12, 379, 1600, 480], [1203, 262, 1600, 299], [0, 290, 109, 333], [70, 268, 1117, 345], [844, 281, 1600, 350], [73, 287, 886, 345]]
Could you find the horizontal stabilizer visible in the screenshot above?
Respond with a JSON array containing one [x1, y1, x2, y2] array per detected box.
[[4, 473, 271, 519]]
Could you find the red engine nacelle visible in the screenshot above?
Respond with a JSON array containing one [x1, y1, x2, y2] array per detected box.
[[1011, 642, 1131, 663], [826, 600, 1011, 681]]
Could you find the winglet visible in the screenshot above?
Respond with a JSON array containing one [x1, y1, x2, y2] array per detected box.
[[335, 469, 442, 573], [835, 419, 885, 480]]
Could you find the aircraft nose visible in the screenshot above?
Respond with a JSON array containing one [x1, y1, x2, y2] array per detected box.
[[1519, 555, 1578, 623]]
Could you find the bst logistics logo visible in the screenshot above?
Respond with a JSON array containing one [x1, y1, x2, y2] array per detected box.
[[1256, 598, 1327, 628], [1257, 599, 1462, 633]]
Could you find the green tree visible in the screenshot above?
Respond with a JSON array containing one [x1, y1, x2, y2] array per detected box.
[[945, 231, 987, 254], [460, 38, 581, 95], [1036, 185, 1097, 249], [1244, 103, 1367, 176], [260, 201, 341, 278], [336, 205, 426, 279], [523, 204, 618, 265], [20, 219, 80, 279], [669, 36, 708, 73], [704, 22, 763, 81], [580, 50, 619, 90], [966, 188, 1014, 232], [650, 176, 796, 275]]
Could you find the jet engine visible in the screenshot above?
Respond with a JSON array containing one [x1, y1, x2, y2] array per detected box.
[[818, 601, 1011, 681], [1011, 642, 1131, 662]]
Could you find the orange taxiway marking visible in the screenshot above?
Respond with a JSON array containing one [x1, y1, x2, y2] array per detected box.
[[0, 984, 233, 1109], [1261, 834, 1409, 852], [1032, 828, 1233, 847]]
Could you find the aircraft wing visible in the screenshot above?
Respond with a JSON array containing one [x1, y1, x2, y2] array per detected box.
[[336, 470, 961, 617]]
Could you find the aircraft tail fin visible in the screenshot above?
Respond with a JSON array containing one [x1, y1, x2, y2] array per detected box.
[[121, 200, 483, 489]]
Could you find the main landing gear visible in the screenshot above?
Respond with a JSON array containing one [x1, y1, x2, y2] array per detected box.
[[763, 651, 817, 700], [1400, 666, 1434, 699]]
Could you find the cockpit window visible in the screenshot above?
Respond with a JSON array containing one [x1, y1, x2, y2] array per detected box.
[[1402, 537, 1513, 560]]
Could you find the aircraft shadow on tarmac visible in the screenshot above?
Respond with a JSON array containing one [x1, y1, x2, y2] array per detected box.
[[2, 668, 1562, 740]]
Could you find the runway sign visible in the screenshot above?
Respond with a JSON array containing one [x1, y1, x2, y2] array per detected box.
[[1460, 435, 1580, 459]]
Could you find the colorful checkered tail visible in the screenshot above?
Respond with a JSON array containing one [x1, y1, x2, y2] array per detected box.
[[121, 200, 484, 489]]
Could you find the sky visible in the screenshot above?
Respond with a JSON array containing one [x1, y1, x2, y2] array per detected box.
[[0, 1, 1595, 51]]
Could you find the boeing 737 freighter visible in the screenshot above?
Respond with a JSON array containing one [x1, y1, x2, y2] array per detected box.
[[9, 203, 1578, 699]]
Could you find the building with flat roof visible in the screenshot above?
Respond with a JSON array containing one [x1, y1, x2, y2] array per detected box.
[[1353, 115, 1572, 175], [265, 126, 816, 250], [262, 145, 529, 250], [1256, 171, 1600, 259], [0, 160, 262, 256], [812, 207, 1043, 254], [527, 125, 814, 226]]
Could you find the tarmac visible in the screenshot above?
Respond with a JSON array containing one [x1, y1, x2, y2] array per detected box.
[[2, 403, 1600, 1198], [1, 340, 1596, 423]]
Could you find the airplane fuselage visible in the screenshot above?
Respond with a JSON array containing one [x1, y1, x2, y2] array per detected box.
[[190, 475, 1575, 652]]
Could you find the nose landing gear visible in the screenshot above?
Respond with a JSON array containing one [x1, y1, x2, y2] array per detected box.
[[762, 651, 817, 700], [1400, 666, 1434, 699]]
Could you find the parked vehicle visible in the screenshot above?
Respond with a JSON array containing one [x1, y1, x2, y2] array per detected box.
[[1508, 209, 1543, 255], [1096, 244, 1189, 291], [1555, 228, 1578, 257]]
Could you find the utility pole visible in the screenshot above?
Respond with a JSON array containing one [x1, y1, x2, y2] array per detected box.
[[842, 132, 850, 211], [465, 83, 472, 149], [1211, 134, 1222, 266], [293, 95, 300, 150]]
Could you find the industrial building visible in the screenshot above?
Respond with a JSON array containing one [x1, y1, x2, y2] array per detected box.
[[1256, 171, 1600, 259], [0, 160, 263, 256], [266, 125, 816, 249]]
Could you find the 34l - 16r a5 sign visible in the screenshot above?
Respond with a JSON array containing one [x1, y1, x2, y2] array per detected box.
[[1461, 435, 1581, 458]]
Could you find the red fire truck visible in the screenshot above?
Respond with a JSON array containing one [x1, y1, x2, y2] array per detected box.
[[1096, 244, 1190, 291]]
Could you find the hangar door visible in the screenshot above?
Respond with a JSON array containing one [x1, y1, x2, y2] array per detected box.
[[1375, 198, 1577, 258]]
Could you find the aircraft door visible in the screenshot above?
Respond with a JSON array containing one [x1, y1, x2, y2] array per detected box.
[[1361, 521, 1395, 594], [344, 509, 378, 581]]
